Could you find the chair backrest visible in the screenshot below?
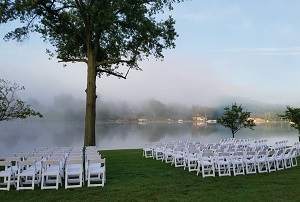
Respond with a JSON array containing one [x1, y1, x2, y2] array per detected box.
[[246, 151, 256, 156], [276, 149, 284, 157], [4, 156, 21, 166], [42, 160, 60, 167], [233, 152, 244, 158], [0, 160, 12, 167], [18, 160, 36, 167], [66, 159, 83, 165], [202, 152, 214, 157], [27, 156, 43, 161], [268, 150, 276, 156], [67, 156, 82, 161], [14, 152, 31, 160], [215, 148, 225, 153], [218, 152, 230, 157], [88, 158, 105, 168], [86, 154, 101, 160]]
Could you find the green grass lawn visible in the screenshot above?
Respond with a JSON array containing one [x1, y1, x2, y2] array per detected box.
[[1, 149, 300, 201]]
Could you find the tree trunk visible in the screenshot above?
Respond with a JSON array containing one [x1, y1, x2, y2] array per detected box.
[[84, 53, 97, 146], [232, 131, 235, 139]]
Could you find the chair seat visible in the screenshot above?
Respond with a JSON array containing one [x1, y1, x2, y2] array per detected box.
[[89, 166, 105, 174], [43, 169, 60, 175], [18, 169, 36, 176], [67, 168, 82, 175], [0, 170, 12, 176]]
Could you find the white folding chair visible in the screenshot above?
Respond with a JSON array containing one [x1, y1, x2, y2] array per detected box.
[[143, 143, 154, 158], [0, 161, 16, 191], [244, 151, 256, 174], [85, 154, 101, 179], [163, 148, 174, 163], [26, 156, 43, 183], [275, 149, 285, 171], [232, 152, 245, 176], [256, 151, 268, 173], [16, 160, 39, 190], [171, 147, 185, 168], [163, 145, 174, 163], [184, 149, 199, 172], [197, 152, 215, 178], [291, 148, 298, 167], [216, 152, 231, 177], [283, 148, 292, 169], [41, 160, 62, 190], [65, 159, 84, 189], [266, 150, 277, 172], [153, 143, 165, 160], [87, 158, 106, 187], [47, 155, 65, 179], [3, 157, 21, 173]]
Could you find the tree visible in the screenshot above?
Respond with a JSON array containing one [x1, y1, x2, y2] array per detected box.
[[0, 79, 42, 121], [0, 0, 184, 146], [279, 106, 300, 139], [217, 103, 255, 138]]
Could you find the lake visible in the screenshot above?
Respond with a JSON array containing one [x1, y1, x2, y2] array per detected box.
[[0, 121, 298, 157]]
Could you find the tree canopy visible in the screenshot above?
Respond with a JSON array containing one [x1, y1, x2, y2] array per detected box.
[[0, 0, 183, 75], [0, 0, 184, 146], [279, 106, 300, 135], [0, 79, 42, 121], [217, 103, 255, 139]]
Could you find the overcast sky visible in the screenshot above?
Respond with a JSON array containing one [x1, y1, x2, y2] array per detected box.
[[1, 0, 300, 107]]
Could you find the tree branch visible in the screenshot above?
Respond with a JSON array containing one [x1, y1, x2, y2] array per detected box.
[[58, 58, 88, 63], [97, 69, 127, 79], [96, 59, 132, 66]]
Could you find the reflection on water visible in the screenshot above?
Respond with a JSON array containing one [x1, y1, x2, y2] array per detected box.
[[0, 121, 298, 156]]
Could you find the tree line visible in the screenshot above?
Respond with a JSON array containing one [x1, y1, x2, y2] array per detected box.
[[35, 94, 287, 123]]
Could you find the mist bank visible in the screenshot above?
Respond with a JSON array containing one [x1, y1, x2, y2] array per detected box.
[[23, 93, 296, 123]]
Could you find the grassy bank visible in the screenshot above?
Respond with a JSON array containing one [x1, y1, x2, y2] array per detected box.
[[1, 149, 300, 201]]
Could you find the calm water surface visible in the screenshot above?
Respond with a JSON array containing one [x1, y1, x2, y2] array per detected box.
[[0, 121, 298, 157]]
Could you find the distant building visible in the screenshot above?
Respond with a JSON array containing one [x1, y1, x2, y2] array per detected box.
[[138, 119, 148, 124], [192, 116, 207, 122]]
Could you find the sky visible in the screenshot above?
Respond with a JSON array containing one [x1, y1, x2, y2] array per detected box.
[[1, 0, 300, 107]]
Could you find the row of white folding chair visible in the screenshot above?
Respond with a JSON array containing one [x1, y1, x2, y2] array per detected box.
[[0, 158, 49, 191], [196, 151, 255, 177], [39, 151, 67, 190], [234, 139, 251, 146], [3, 155, 48, 190], [165, 146, 257, 170], [219, 138, 236, 145], [253, 139, 268, 147], [274, 140, 288, 150], [147, 141, 202, 160], [1, 147, 83, 190], [41, 153, 84, 190], [41, 154, 84, 189], [195, 149, 295, 178], [18, 152, 71, 190], [64, 149, 84, 189]]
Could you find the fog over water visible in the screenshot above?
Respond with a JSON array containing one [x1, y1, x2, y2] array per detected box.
[[0, 120, 298, 157]]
